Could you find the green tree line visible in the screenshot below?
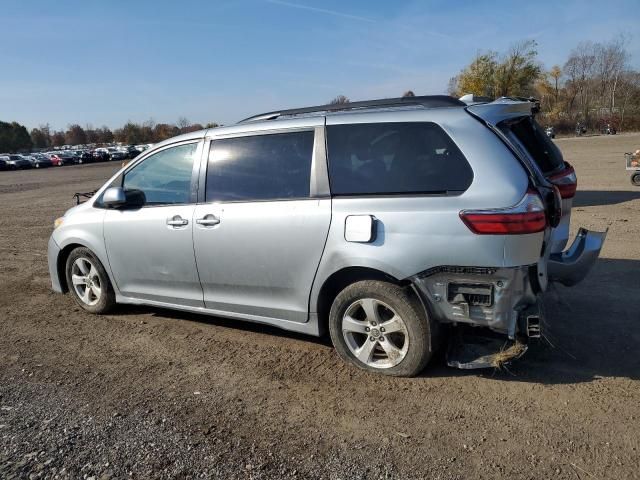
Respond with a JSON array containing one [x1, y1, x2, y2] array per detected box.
[[0, 121, 32, 153], [1, 119, 220, 153]]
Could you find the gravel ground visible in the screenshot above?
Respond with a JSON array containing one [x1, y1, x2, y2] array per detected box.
[[1, 133, 639, 479]]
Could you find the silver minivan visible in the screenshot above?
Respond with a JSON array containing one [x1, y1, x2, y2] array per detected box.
[[48, 96, 606, 376]]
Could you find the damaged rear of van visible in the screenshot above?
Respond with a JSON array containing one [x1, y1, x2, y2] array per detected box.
[[48, 95, 606, 377]]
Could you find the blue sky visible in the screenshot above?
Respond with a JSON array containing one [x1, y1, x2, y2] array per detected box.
[[1, 0, 638, 130]]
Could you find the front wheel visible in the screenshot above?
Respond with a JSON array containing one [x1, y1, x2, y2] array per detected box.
[[329, 280, 435, 377], [631, 173, 640, 186], [65, 247, 115, 314]]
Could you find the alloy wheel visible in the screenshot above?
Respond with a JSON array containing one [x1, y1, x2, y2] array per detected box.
[[71, 257, 102, 306], [342, 298, 409, 369]]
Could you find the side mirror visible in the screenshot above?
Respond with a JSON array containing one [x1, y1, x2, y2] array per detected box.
[[103, 187, 146, 209], [103, 187, 126, 208]]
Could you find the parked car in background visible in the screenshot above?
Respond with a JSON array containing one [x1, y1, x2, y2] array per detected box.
[[46, 152, 74, 166], [135, 144, 152, 154], [48, 95, 606, 377], [78, 151, 94, 164], [25, 153, 53, 168], [0, 158, 9, 171], [65, 150, 92, 164], [59, 152, 76, 165], [3, 154, 33, 169], [107, 147, 127, 161], [122, 146, 141, 159], [93, 148, 112, 161], [46, 153, 64, 166], [62, 150, 80, 163]]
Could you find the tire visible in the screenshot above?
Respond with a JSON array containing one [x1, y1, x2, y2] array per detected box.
[[631, 173, 640, 187], [65, 247, 116, 314], [329, 280, 435, 377]]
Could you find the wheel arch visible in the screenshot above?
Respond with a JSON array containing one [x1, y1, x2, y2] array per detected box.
[[315, 266, 408, 337], [57, 243, 95, 292], [56, 241, 117, 295]]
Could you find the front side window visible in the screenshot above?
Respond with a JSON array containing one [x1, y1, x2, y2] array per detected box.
[[206, 130, 314, 202], [123, 142, 197, 205], [326, 122, 473, 196]]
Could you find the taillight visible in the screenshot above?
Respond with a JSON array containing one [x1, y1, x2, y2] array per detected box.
[[549, 162, 577, 199], [460, 189, 547, 235]]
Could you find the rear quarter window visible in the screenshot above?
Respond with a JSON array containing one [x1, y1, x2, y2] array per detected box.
[[499, 117, 564, 174], [326, 122, 473, 196]]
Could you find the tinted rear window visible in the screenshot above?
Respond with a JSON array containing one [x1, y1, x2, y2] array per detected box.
[[326, 122, 473, 196], [500, 117, 564, 174], [206, 130, 314, 202]]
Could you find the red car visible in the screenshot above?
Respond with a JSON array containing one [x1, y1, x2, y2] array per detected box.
[[47, 153, 64, 166], [46, 153, 74, 166]]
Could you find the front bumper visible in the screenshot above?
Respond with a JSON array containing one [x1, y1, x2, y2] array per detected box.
[[548, 228, 607, 286], [48, 235, 64, 293]]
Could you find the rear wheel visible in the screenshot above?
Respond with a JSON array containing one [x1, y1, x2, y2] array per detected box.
[[631, 173, 640, 186], [329, 280, 435, 377], [65, 247, 115, 314]]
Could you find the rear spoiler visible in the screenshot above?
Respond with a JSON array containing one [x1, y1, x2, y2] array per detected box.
[[463, 96, 540, 125]]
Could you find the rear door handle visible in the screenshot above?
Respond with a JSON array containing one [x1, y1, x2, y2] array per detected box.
[[167, 215, 188, 227], [196, 214, 220, 227]]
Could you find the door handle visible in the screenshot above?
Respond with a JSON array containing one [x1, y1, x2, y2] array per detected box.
[[196, 214, 220, 227], [167, 215, 188, 227]]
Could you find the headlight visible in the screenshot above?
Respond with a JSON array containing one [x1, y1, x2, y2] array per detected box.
[[54, 217, 64, 229]]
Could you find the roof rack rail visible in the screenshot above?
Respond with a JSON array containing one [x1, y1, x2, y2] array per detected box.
[[238, 95, 466, 123]]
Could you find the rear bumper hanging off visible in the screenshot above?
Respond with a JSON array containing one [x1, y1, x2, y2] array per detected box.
[[548, 228, 607, 286]]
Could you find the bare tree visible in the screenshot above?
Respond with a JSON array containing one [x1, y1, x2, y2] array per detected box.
[[402, 90, 415, 97], [564, 42, 597, 120], [617, 69, 640, 131], [329, 95, 350, 105], [594, 37, 628, 114], [549, 65, 562, 106], [176, 117, 190, 132]]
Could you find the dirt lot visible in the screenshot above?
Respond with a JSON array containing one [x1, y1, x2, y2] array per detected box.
[[1, 134, 639, 479]]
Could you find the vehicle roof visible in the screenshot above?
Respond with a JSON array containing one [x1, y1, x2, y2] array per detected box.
[[151, 95, 536, 148], [238, 95, 465, 123]]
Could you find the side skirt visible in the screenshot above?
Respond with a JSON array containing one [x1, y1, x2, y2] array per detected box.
[[115, 294, 321, 336]]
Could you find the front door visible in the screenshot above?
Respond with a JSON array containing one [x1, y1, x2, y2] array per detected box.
[[192, 129, 331, 323], [104, 140, 204, 307]]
